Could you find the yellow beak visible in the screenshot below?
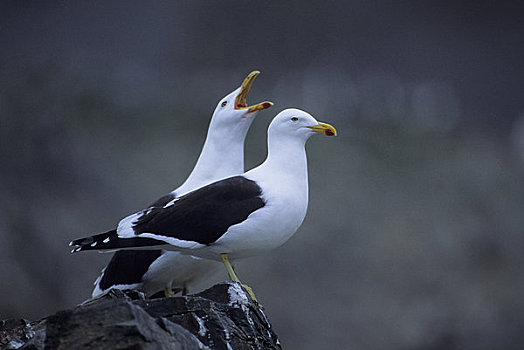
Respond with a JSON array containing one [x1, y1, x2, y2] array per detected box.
[[307, 122, 338, 136], [235, 70, 273, 113]]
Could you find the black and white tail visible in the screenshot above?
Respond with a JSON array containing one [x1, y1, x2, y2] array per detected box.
[[69, 230, 164, 253]]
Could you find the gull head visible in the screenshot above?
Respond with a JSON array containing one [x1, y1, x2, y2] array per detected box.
[[211, 70, 273, 130], [268, 108, 337, 142]]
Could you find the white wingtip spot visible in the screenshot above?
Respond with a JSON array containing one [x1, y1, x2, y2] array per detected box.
[[68, 241, 73, 246], [91, 242, 97, 247], [102, 237, 110, 244]]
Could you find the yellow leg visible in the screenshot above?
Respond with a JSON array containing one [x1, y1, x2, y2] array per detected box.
[[182, 286, 189, 296], [164, 286, 175, 297], [220, 253, 241, 282], [220, 253, 259, 304]]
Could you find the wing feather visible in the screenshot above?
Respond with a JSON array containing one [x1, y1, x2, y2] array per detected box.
[[131, 176, 265, 244]]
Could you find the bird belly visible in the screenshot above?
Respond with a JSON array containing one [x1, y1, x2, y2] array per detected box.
[[142, 251, 223, 294], [212, 201, 306, 259]]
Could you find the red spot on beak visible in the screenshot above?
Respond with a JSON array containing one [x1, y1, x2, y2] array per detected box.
[[262, 102, 272, 109], [325, 129, 335, 136]]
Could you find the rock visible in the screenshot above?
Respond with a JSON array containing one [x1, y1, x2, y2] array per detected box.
[[0, 282, 282, 350]]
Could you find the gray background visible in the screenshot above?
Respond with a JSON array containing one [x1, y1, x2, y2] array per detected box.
[[1, 1, 524, 349]]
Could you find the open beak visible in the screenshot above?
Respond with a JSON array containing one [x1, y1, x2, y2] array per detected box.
[[235, 70, 274, 113], [307, 122, 338, 136]]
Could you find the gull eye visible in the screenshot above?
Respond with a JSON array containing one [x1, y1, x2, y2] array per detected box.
[[221, 101, 228, 107], [291, 117, 298, 122]]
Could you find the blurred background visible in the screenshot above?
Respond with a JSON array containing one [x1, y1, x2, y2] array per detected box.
[[1, 1, 524, 349]]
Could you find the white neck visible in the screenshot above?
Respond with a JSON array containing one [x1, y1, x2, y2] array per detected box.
[[248, 132, 309, 197], [175, 118, 251, 196]]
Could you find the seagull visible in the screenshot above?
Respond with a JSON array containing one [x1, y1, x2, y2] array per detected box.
[[71, 109, 337, 301], [91, 71, 273, 298]]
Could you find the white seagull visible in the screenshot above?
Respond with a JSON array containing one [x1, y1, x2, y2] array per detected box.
[[71, 109, 337, 301], [91, 71, 273, 298]]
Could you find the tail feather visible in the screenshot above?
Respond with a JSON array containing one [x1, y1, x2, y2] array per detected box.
[[69, 230, 165, 253]]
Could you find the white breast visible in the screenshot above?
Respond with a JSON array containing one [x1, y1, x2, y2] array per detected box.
[[212, 173, 309, 259]]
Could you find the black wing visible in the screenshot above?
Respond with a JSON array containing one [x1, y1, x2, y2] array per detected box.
[[148, 192, 176, 208], [132, 176, 265, 245], [95, 193, 177, 290], [70, 230, 164, 252], [98, 250, 163, 290]]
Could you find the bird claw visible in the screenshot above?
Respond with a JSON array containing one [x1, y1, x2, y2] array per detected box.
[[164, 287, 175, 297]]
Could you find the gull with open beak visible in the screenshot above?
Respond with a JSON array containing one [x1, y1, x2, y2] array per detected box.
[[89, 71, 273, 298]]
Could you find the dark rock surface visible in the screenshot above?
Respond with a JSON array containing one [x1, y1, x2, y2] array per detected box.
[[0, 282, 281, 350]]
